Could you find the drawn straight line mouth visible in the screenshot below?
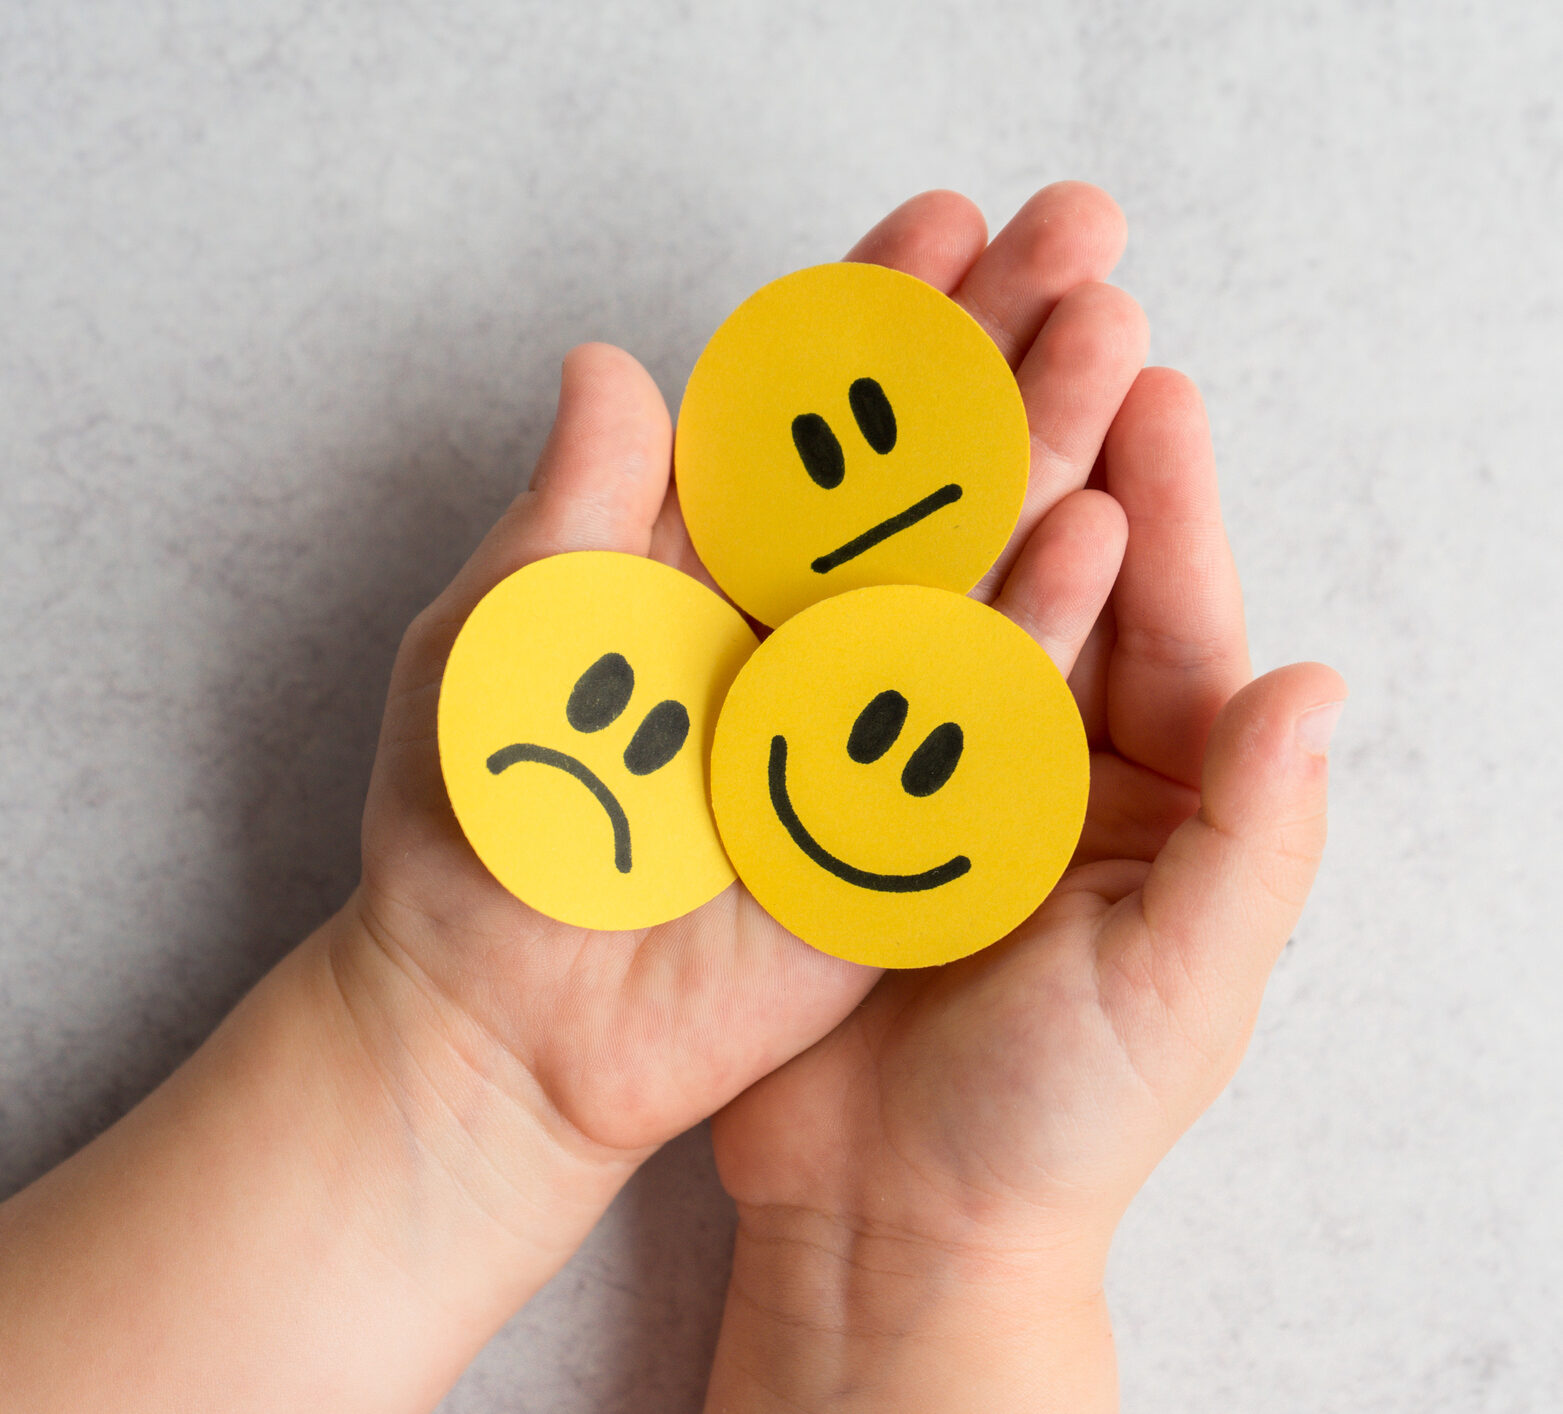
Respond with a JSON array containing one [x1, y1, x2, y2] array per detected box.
[[811, 483, 964, 575], [487, 743, 632, 873], [767, 735, 971, 893]]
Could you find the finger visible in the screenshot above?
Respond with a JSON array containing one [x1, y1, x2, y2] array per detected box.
[[377, 342, 672, 798], [1098, 663, 1347, 1053], [951, 181, 1128, 367], [990, 488, 1126, 677], [1072, 752, 1199, 867], [647, 483, 727, 596], [1067, 600, 1115, 747], [975, 282, 1148, 598], [1104, 368, 1250, 787], [434, 342, 673, 632], [844, 188, 989, 293]]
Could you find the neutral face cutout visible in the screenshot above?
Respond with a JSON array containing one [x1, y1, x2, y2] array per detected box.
[[675, 262, 1031, 627]]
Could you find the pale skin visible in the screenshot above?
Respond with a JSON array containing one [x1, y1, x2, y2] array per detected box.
[[0, 183, 1343, 1412]]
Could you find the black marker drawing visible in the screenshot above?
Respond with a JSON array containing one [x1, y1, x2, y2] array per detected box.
[[488, 653, 689, 874], [791, 413, 845, 489], [623, 700, 690, 776], [811, 483, 963, 574], [487, 743, 632, 873], [790, 379, 965, 574], [767, 732, 971, 894], [847, 690, 909, 764], [901, 721, 963, 797], [848, 377, 897, 454], [567, 651, 634, 732]]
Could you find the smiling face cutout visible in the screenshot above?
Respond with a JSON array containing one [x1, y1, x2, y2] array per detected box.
[[675, 263, 1031, 628], [710, 585, 1089, 968], [438, 551, 758, 930]]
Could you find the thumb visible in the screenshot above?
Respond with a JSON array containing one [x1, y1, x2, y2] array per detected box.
[[364, 342, 672, 833], [1102, 662, 1347, 1044], [433, 341, 673, 633]]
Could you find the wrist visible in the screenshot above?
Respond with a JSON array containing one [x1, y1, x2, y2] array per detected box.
[[704, 1203, 1116, 1414], [317, 893, 646, 1304], [0, 900, 642, 1413]]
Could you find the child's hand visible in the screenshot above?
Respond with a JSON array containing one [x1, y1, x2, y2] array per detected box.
[[703, 362, 1345, 1409], [338, 182, 1149, 1253]]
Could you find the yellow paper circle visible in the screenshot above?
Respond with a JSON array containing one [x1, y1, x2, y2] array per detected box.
[[675, 262, 1030, 628], [710, 585, 1088, 968], [438, 551, 758, 930]]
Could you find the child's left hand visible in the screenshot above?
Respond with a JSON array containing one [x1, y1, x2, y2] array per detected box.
[[0, 184, 1150, 1413]]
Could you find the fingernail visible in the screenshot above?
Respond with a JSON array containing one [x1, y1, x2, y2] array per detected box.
[[1295, 701, 1345, 756]]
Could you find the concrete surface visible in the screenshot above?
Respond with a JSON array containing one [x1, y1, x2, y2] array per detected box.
[[2, 2, 1559, 1409]]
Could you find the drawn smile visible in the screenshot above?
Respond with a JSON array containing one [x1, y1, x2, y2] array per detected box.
[[766, 735, 970, 893], [488, 743, 632, 874], [811, 483, 964, 574]]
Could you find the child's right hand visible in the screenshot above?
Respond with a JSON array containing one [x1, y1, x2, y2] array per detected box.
[[701, 371, 1346, 1412]]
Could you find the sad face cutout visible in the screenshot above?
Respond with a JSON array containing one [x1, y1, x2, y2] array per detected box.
[[675, 262, 1031, 628], [438, 551, 758, 930], [710, 585, 1089, 968]]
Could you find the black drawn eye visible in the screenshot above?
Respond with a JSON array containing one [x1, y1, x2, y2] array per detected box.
[[792, 413, 845, 489], [847, 690, 909, 764], [900, 722, 963, 797], [848, 378, 896, 454], [566, 652, 634, 733], [623, 699, 690, 775]]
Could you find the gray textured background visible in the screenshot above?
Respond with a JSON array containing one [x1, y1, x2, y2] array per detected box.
[[3, 3, 1560, 1410]]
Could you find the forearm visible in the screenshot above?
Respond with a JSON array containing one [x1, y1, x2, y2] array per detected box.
[[704, 1204, 1116, 1414], [0, 901, 639, 1413]]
